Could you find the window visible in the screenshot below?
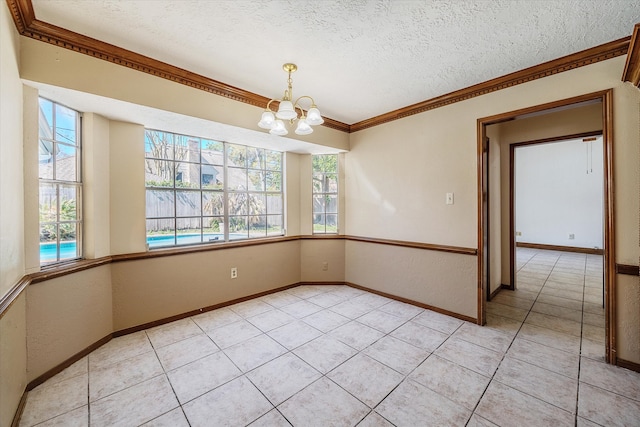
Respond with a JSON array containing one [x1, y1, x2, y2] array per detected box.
[[145, 130, 284, 248], [38, 98, 82, 264], [312, 154, 338, 233]]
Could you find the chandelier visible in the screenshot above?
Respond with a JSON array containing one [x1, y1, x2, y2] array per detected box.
[[258, 63, 324, 136]]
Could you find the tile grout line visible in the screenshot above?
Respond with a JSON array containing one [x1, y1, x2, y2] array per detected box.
[[470, 250, 583, 425], [87, 356, 91, 427], [574, 252, 588, 425], [464, 251, 557, 424], [543, 252, 586, 424]]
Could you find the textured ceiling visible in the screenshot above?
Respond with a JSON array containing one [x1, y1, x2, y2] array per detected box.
[[31, 0, 640, 125]]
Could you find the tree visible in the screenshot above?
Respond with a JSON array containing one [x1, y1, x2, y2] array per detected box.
[[145, 130, 188, 184], [39, 198, 77, 242], [312, 154, 338, 231]]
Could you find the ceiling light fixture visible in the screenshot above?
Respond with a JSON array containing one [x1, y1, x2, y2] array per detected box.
[[258, 63, 324, 136]]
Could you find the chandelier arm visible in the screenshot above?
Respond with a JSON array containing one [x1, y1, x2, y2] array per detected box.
[[294, 95, 316, 109], [265, 99, 277, 112]]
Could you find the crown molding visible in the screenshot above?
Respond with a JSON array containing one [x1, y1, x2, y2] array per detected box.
[[5, 0, 350, 133], [5, 0, 633, 134], [6, 0, 34, 33], [622, 23, 640, 87], [350, 37, 630, 132]]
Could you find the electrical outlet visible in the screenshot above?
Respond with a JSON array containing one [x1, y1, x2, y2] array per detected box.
[[231, 267, 238, 279], [568, 234, 575, 240], [322, 261, 328, 271], [515, 231, 522, 237]]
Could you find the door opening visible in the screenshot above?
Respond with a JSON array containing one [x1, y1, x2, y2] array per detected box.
[[477, 90, 616, 364]]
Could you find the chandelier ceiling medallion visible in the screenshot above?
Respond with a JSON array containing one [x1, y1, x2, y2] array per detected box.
[[258, 63, 324, 136]]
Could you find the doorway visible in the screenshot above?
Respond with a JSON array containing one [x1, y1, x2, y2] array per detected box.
[[477, 90, 616, 364], [509, 132, 605, 291]]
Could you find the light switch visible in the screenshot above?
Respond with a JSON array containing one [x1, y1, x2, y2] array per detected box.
[[446, 193, 454, 205]]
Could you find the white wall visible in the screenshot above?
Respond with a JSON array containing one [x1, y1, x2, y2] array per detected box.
[[515, 137, 603, 249]]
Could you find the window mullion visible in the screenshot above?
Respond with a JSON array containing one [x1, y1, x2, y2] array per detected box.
[[172, 134, 178, 246], [55, 184, 61, 261], [223, 143, 229, 242]]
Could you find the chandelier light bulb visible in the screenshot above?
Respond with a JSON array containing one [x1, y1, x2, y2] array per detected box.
[[295, 118, 313, 135], [276, 100, 297, 120], [258, 111, 275, 129], [269, 119, 288, 136], [306, 106, 324, 125]]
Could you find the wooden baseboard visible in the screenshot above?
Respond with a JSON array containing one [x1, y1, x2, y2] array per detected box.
[[26, 334, 112, 392], [298, 281, 347, 287], [115, 280, 474, 338], [516, 242, 603, 255], [345, 282, 477, 323], [489, 287, 502, 300], [616, 264, 639, 276], [10, 391, 28, 427], [617, 358, 640, 373], [114, 282, 301, 337]]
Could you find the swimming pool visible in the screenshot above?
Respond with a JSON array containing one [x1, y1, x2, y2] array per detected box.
[[40, 233, 230, 261], [40, 241, 78, 262], [147, 233, 225, 248]]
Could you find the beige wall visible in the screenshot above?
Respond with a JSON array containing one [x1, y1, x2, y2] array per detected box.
[[26, 266, 113, 381], [109, 121, 146, 255], [111, 241, 301, 331], [23, 85, 40, 274], [19, 38, 349, 152], [84, 113, 112, 259], [285, 152, 301, 236], [346, 105, 477, 247], [0, 0, 25, 296], [617, 274, 640, 363], [345, 241, 478, 318], [487, 130, 503, 295], [613, 83, 640, 265], [299, 155, 313, 235], [611, 83, 640, 364], [300, 239, 345, 282], [0, 295, 27, 427], [0, 3, 27, 426]]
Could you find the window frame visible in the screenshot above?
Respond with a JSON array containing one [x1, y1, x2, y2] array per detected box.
[[312, 154, 339, 234], [38, 97, 83, 265], [144, 129, 285, 249]]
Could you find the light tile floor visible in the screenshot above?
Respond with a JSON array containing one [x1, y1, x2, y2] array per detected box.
[[18, 249, 640, 426]]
